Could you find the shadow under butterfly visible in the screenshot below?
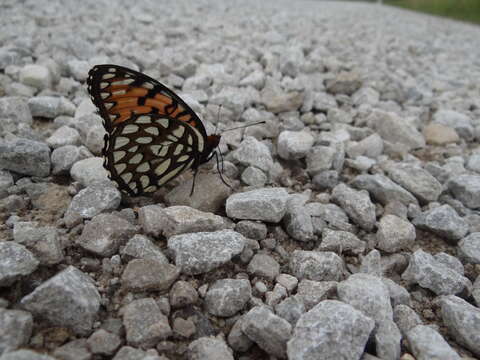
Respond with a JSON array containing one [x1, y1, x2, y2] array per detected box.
[[87, 64, 263, 196]]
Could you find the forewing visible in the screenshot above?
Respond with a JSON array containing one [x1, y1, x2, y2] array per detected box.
[[87, 64, 206, 137], [103, 114, 206, 196]]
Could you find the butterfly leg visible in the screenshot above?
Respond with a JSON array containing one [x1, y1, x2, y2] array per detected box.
[[190, 168, 198, 197], [213, 151, 232, 190]]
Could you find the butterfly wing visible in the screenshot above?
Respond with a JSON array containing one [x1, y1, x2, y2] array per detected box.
[[103, 113, 206, 196], [86, 64, 207, 138]]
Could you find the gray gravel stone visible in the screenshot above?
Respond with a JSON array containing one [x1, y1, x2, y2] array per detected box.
[[275, 295, 306, 326], [440, 295, 480, 357], [188, 336, 234, 360], [434, 252, 465, 275], [247, 253, 280, 281], [385, 162, 443, 203], [240, 166, 267, 186], [376, 214, 416, 253], [448, 174, 480, 209], [351, 173, 418, 206], [228, 316, 254, 352], [412, 204, 468, 242], [305, 202, 353, 232], [318, 229, 365, 255], [229, 136, 273, 172], [312, 170, 339, 190], [234, 220, 267, 240], [205, 279, 251, 317], [0, 170, 13, 199], [347, 133, 384, 159], [0, 309, 33, 355], [332, 183, 376, 231], [466, 153, 480, 173], [64, 181, 121, 226], [169, 280, 198, 309], [458, 232, 480, 264], [241, 306, 292, 359], [121, 234, 168, 264], [123, 298, 172, 349], [337, 273, 393, 325], [326, 71, 362, 95], [0, 97, 33, 135], [406, 325, 461, 360], [122, 259, 179, 292], [13, 222, 63, 265], [19, 64, 51, 89], [0, 350, 56, 360], [51, 145, 90, 175], [287, 300, 375, 360], [290, 250, 344, 282], [433, 109, 474, 141], [382, 278, 411, 308], [77, 213, 137, 257], [0, 242, 39, 287], [393, 304, 423, 336], [284, 195, 314, 242], [46, 126, 81, 149], [368, 110, 425, 150], [70, 157, 109, 187], [20, 266, 100, 335], [168, 230, 246, 275], [52, 339, 91, 360], [0, 138, 50, 177], [277, 130, 314, 160], [305, 145, 338, 176], [87, 329, 121, 356], [402, 249, 471, 295], [374, 319, 401, 360], [297, 280, 337, 310], [226, 187, 289, 222], [28, 96, 75, 118], [473, 276, 480, 307]]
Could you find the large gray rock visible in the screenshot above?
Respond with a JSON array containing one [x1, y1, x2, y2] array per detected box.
[[385, 162, 443, 203], [402, 249, 471, 295], [0, 309, 33, 355], [407, 325, 461, 360], [337, 273, 393, 325], [28, 96, 75, 118], [331, 183, 376, 231], [205, 279, 251, 317], [287, 300, 375, 360], [376, 214, 416, 253], [70, 157, 109, 187], [228, 136, 273, 172], [0, 242, 39, 287], [0, 138, 50, 177], [290, 250, 344, 282], [448, 174, 480, 209], [241, 306, 292, 359], [188, 336, 234, 360], [277, 130, 314, 160], [226, 187, 289, 222], [168, 230, 246, 275], [20, 266, 101, 335], [0, 97, 33, 135], [458, 232, 480, 264], [433, 109, 474, 141], [440, 295, 480, 357], [351, 174, 418, 206], [413, 204, 468, 242], [122, 298, 172, 348], [121, 259, 179, 292]]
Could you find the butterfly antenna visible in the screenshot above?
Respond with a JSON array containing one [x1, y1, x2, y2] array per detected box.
[[221, 121, 265, 133]]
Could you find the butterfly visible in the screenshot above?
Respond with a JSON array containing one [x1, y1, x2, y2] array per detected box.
[[86, 64, 227, 196]]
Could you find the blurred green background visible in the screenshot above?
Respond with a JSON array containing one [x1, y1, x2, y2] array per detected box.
[[384, 0, 480, 24]]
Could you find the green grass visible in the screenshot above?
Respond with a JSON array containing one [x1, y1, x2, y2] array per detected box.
[[384, 0, 480, 25]]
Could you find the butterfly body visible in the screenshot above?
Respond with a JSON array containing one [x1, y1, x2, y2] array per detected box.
[[87, 64, 221, 196]]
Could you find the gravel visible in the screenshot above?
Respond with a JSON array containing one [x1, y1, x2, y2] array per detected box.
[[2, 0, 480, 358]]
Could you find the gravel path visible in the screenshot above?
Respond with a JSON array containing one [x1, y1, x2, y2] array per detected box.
[[1, 0, 480, 359]]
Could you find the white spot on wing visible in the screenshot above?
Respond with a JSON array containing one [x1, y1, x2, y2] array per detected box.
[[143, 82, 154, 89], [113, 151, 126, 162], [157, 161, 188, 185], [137, 162, 150, 172], [103, 73, 115, 79], [100, 82, 109, 89], [121, 172, 133, 183], [136, 115, 152, 124], [136, 137, 153, 144], [105, 103, 114, 110], [155, 159, 171, 176], [101, 92, 110, 99], [123, 124, 139, 134], [145, 127, 159, 136], [129, 153, 143, 164], [172, 126, 185, 138], [112, 89, 126, 96], [127, 145, 139, 153], [114, 137, 129, 149], [108, 68, 117, 73], [177, 155, 190, 162], [187, 135, 193, 145], [173, 144, 184, 155], [115, 163, 127, 174], [113, 79, 135, 86], [140, 175, 149, 188], [144, 185, 156, 192], [156, 118, 169, 128]]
